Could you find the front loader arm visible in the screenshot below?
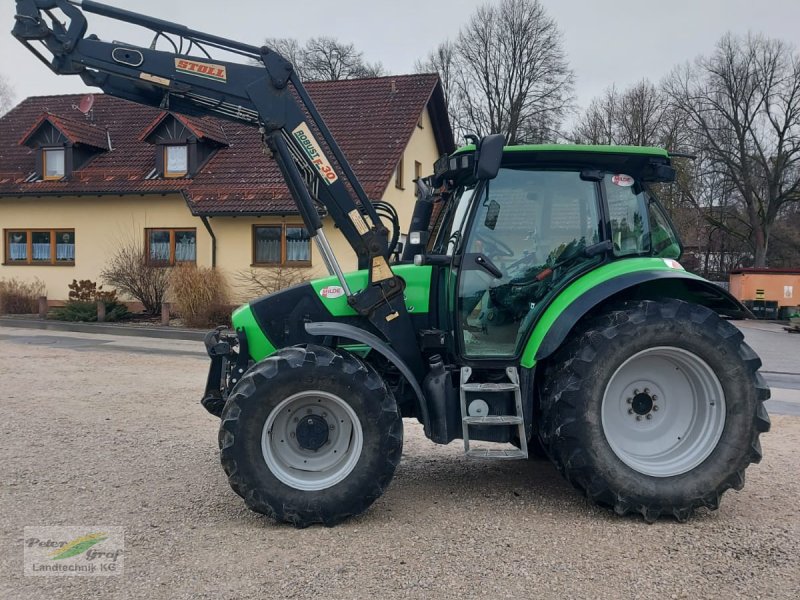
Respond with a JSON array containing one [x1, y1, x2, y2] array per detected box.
[[13, 0, 423, 376]]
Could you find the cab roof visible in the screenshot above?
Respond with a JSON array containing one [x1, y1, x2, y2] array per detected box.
[[453, 143, 670, 158]]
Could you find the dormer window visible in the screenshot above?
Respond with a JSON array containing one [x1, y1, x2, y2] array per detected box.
[[19, 112, 109, 182], [141, 112, 228, 179], [164, 145, 188, 178], [43, 147, 65, 180]]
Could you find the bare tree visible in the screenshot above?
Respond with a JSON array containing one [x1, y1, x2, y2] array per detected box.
[[232, 267, 315, 303], [101, 239, 171, 315], [264, 36, 385, 81], [665, 33, 800, 267], [415, 41, 461, 135], [264, 37, 305, 75], [572, 80, 669, 147], [452, 0, 573, 144], [0, 73, 14, 116], [572, 86, 621, 145]]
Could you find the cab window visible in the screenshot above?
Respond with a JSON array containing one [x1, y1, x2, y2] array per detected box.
[[457, 169, 602, 358]]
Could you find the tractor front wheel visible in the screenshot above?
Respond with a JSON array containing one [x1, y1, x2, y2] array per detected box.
[[219, 345, 403, 527], [538, 300, 770, 521]]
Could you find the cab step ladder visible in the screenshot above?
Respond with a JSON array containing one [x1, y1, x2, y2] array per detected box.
[[460, 366, 528, 459]]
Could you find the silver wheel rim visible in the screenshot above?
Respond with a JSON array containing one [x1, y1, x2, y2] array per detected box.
[[261, 391, 363, 491], [601, 346, 726, 478]]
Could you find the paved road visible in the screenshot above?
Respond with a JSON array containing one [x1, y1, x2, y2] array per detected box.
[[0, 320, 797, 415], [733, 321, 800, 416]]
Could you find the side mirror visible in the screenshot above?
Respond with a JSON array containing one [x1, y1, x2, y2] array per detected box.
[[475, 134, 505, 180]]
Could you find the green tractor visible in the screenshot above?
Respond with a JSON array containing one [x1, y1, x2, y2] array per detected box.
[[217, 142, 770, 526], [15, 0, 770, 527]]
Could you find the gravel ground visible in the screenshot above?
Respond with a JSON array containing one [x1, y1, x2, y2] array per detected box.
[[1, 333, 799, 599]]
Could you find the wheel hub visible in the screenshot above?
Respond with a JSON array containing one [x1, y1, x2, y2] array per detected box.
[[296, 414, 329, 451], [261, 390, 363, 491], [631, 392, 655, 416], [602, 347, 726, 477]]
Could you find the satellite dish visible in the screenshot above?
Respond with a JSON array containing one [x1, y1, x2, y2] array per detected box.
[[78, 94, 95, 114]]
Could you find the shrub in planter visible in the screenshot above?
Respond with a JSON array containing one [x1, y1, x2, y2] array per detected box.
[[50, 279, 130, 322], [0, 277, 45, 314]]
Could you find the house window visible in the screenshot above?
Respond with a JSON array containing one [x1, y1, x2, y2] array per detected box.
[[414, 161, 422, 181], [146, 228, 196, 265], [164, 145, 189, 178], [394, 158, 404, 190], [4, 229, 75, 265], [253, 224, 311, 266], [43, 148, 65, 180]]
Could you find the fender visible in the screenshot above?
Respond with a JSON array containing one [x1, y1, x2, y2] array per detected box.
[[521, 267, 751, 368], [304, 322, 431, 435]]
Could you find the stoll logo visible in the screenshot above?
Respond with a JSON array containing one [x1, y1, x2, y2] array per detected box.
[[24, 526, 124, 577]]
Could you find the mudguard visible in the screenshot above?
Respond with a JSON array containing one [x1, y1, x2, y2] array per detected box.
[[304, 322, 430, 435], [520, 259, 750, 368]]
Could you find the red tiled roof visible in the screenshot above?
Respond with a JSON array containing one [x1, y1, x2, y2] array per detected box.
[[0, 74, 453, 215], [19, 112, 110, 150], [138, 111, 229, 146]]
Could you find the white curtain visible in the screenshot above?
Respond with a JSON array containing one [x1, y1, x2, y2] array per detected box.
[[9, 243, 27, 260], [32, 243, 51, 260], [56, 243, 75, 261], [175, 238, 196, 262], [150, 242, 170, 261], [256, 239, 281, 263], [287, 238, 310, 261]]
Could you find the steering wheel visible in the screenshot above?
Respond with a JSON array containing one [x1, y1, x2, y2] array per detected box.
[[475, 232, 514, 259]]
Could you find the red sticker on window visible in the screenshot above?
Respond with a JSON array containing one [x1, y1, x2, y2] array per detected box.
[[611, 174, 634, 187]]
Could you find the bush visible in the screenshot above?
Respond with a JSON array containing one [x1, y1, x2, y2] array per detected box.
[[51, 301, 130, 322], [101, 240, 170, 315], [50, 279, 130, 322], [0, 277, 45, 314], [170, 264, 230, 328]]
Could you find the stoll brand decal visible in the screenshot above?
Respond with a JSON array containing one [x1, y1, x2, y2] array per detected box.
[[175, 58, 227, 82], [292, 123, 339, 185], [319, 286, 345, 299], [24, 526, 124, 576]]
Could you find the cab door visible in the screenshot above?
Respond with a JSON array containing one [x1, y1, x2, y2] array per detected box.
[[453, 168, 603, 360]]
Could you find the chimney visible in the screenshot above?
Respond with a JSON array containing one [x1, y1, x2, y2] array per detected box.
[[390, 79, 397, 94]]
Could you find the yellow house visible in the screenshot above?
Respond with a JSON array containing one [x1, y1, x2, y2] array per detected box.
[[0, 74, 454, 304]]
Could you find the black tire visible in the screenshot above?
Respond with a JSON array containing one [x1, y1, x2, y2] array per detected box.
[[219, 344, 403, 527], [538, 300, 771, 522]]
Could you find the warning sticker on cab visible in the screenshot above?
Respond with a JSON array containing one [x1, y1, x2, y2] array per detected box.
[[611, 174, 635, 187], [292, 123, 338, 185], [319, 286, 345, 299]]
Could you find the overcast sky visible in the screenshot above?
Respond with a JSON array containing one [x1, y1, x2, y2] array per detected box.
[[2, 0, 799, 121]]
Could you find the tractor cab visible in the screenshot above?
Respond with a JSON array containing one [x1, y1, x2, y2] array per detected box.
[[417, 142, 683, 360]]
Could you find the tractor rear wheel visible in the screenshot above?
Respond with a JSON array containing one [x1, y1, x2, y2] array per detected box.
[[538, 300, 770, 521], [219, 345, 403, 527]]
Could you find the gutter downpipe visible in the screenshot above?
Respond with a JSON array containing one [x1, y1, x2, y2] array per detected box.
[[200, 215, 217, 268]]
